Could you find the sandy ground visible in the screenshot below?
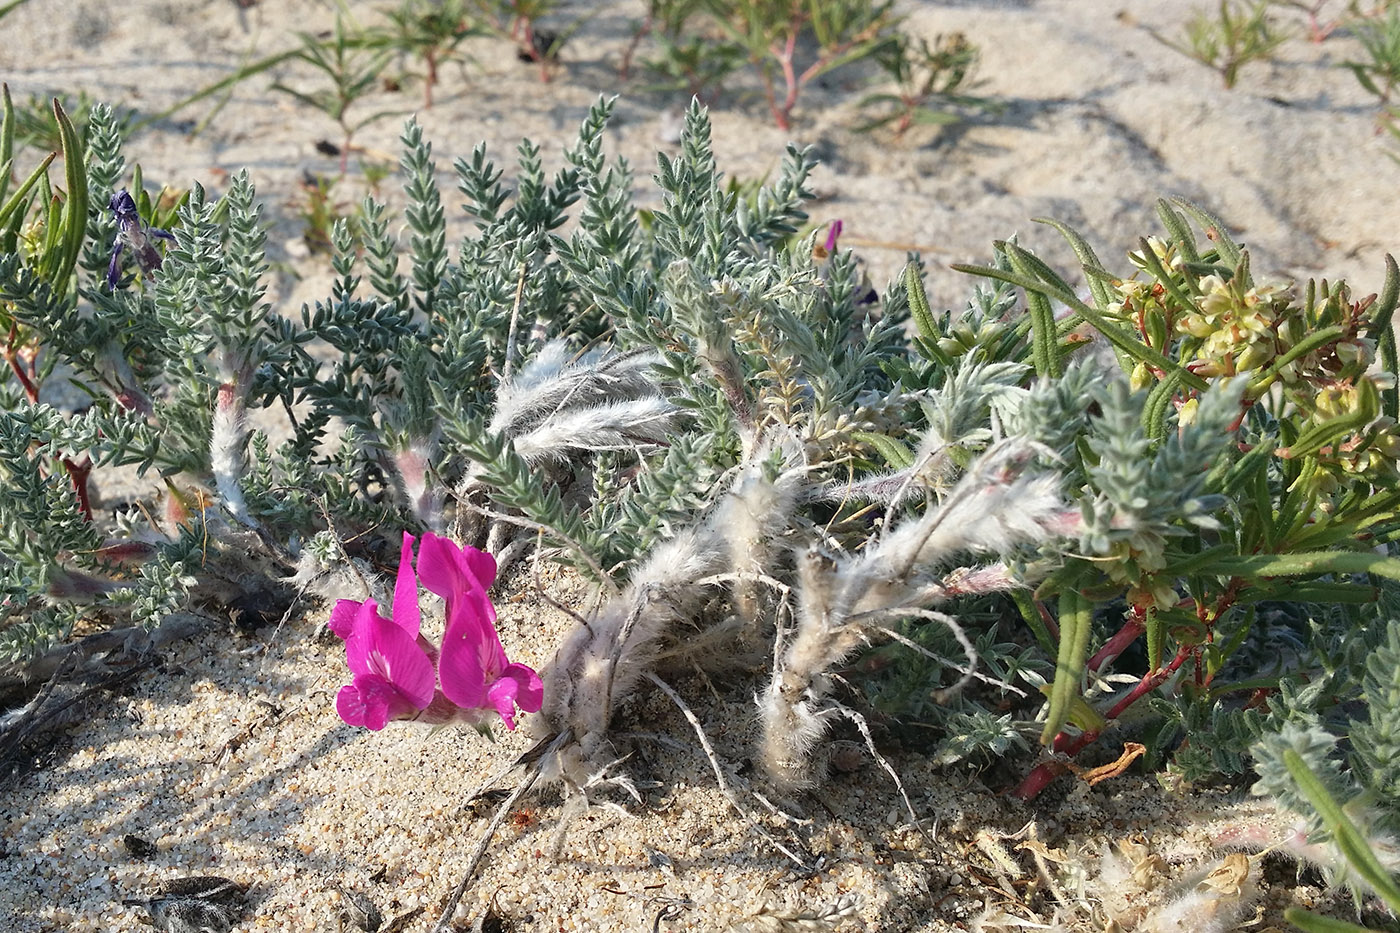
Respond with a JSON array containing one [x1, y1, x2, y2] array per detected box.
[[1, 0, 1395, 930]]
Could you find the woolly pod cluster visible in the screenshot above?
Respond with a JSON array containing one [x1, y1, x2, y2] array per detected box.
[[759, 441, 1068, 791], [530, 426, 1070, 797], [536, 443, 805, 792]]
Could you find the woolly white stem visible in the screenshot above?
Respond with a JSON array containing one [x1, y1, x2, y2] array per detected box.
[[391, 438, 442, 529], [759, 441, 1065, 790], [501, 259, 528, 384], [538, 450, 803, 786], [211, 380, 251, 526]]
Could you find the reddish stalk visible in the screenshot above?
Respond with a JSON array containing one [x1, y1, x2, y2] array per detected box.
[[424, 48, 438, 107], [1012, 640, 1195, 801], [5, 324, 40, 403], [773, 32, 799, 130], [6, 326, 97, 521], [63, 456, 94, 521], [1104, 642, 1194, 722], [1012, 572, 1249, 799], [618, 7, 654, 80], [762, 14, 886, 129], [1086, 604, 1146, 673]]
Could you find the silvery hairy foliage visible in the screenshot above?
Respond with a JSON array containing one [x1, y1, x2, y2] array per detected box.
[[13, 91, 1391, 850], [1242, 588, 1400, 907], [0, 93, 1088, 803]]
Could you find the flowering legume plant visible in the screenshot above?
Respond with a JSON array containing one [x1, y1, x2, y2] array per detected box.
[[943, 205, 1400, 802], [2, 87, 1399, 920]]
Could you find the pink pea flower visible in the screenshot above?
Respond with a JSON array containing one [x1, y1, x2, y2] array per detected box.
[[331, 596, 437, 730], [328, 532, 543, 733], [824, 219, 843, 254], [813, 219, 844, 262], [417, 534, 544, 730]]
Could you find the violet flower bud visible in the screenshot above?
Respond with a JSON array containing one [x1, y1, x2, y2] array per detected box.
[[106, 190, 175, 289]]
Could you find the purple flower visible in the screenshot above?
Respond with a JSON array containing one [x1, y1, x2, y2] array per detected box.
[[417, 534, 543, 730], [824, 219, 844, 254], [328, 532, 543, 733], [106, 190, 175, 289], [332, 596, 437, 730]]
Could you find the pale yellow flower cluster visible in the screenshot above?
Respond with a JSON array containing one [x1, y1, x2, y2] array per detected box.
[[1111, 240, 1397, 495], [1176, 274, 1290, 377]]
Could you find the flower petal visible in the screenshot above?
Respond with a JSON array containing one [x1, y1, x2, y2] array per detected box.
[[412, 533, 535, 720], [361, 613, 436, 709], [437, 615, 489, 710], [417, 533, 498, 631], [392, 532, 421, 637], [462, 545, 497, 590], [486, 679, 521, 731], [336, 673, 422, 731], [484, 662, 544, 730], [335, 683, 373, 729], [341, 599, 386, 677], [328, 598, 365, 640], [502, 662, 544, 714]]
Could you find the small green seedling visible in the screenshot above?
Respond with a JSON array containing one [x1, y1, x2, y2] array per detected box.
[[270, 16, 402, 174], [1154, 0, 1290, 88], [856, 32, 999, 138], [372, 0, 479, 107]]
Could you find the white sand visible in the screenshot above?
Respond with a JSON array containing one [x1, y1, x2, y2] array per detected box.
[[0, 0, 1387, 929]]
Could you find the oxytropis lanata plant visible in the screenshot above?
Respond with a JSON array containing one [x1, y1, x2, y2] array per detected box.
[[4, 84, 1400, 931]]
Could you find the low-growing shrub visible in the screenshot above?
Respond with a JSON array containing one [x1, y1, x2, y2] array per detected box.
[[2, 88, 1399, 930]]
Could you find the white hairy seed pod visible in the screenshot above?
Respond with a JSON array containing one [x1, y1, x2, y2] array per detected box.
[[758, 441, 1066, 791]]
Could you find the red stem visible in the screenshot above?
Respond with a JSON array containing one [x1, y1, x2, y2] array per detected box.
[[425, 48, 437, 108], [759, 53, 785, 130], [1011, 642, 1194, 801], [619, 8, 653, 80], [1106, 642, 1193, 721], [779, 33, 798, 127], [64, 456, 94, 522], [5, 324, 40, 403], [1086, 605, 1146, 674], [5, 328, 95, 521]]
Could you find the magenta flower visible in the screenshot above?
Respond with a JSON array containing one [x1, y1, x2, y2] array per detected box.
[[332, 596, 436, 730], [824, 219, 843, 253], [328, 532, 542, 733], [417, 534, 544, 730]]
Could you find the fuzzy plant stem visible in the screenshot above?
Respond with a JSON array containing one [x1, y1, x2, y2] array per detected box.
[[392, 438, 442, 528], [502, 260, 528, 384], [210, 360, 254, 527], [761, 444, 1066, 791], [538, 456, 798, 787]]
